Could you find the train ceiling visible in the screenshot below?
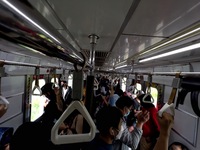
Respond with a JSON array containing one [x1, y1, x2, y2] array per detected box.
[[1, 0, 200, 72]]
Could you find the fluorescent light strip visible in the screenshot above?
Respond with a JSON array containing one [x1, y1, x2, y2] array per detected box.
[[140, 27, 200, 55], [139, 43, 200, 63], [115, 60, 127, 66], [3, 0, 61, 44], [115, 64, 127, 69]]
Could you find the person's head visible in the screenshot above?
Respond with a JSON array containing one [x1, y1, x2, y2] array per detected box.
[[61, 80, 68, 88], [96, 106, 123, 140], [115, 88, 124, 97], [10, 122, 50, 150], [115, 96, 134, 116], [41, 83, 56, 101], [137, 94, 154, 108], [168, 142, 189, 150]]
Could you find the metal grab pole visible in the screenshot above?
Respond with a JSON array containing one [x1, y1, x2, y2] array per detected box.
[[88, 34, 99, 75]]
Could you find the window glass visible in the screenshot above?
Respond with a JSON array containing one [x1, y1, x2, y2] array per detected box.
[[134, 83, 142, 94], [68, 74, 73, 88], [122, 77, 127, 92], [51, 77, 59, 84], [146, 87, 158, 107], [31, 79, 46, 121]]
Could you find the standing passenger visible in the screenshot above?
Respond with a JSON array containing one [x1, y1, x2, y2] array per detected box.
[[137, 94, 160, 150], [61, 80, 72, 109], [114, 96, 150, 150], [34, 83, 63, 132], [83, 106, 123, 150]]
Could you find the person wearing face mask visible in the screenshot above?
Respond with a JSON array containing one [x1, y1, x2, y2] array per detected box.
[[114, 96, 150, 150], [83, 106, 123, 150], [137, 94, 160, 150]]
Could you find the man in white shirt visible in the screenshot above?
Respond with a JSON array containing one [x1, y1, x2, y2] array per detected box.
[[61, 80, 72, 109]]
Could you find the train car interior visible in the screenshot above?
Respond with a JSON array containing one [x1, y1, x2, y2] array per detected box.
[[0, 0, 200, 149]]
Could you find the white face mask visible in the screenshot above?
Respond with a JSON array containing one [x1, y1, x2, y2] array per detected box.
[[124, 110, 130, 117]]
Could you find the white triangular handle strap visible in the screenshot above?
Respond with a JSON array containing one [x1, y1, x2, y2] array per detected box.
[[158, 103, 175, 117], [32, 85, 42, 96], [51, 101, 96, 144], [0, 95, 9, 109]]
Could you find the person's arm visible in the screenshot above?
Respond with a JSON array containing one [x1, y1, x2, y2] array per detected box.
[[153, 112, 174, 150], [120, 127, 143, 149], [54, 87, 64, 112], [75, 114, 84, 134], [120, 110, 150, 149]]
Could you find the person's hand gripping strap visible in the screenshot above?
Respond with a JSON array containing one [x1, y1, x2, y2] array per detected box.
[[158, 72, 181, 117]]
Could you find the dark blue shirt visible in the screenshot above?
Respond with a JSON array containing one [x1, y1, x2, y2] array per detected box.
[[84, 134, 113, 150]]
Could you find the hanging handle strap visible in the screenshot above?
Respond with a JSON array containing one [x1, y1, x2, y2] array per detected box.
[[133, 73, 139, 93], [51, 68, 59, 90], [32, 67, 42, 96], [142, 74, 154, 104], [158, 72, 181, 117], [94, 78, 99, 90], [51, 101, 96, 144], [0, 95, 9, 110]]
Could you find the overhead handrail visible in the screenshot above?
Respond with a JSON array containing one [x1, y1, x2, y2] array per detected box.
[[51, 101, 96, 144], [142, 74, 154, 104], [158, 72, 181, 117], [32, 67, 42, 96]]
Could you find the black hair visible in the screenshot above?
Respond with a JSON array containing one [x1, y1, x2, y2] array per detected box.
[[115, 96, 134, 110], [10, 122, 50, 150], [41, 83, 56, 101], [168, 142, 189, 150], [96, 106, 122, 135]]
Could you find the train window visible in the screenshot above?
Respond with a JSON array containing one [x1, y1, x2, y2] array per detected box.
[[68, 73, 73, 88], [134, 83, 142, 94], [122, 77, 127, 91], [30, 79, 46, 121], [146, 87, 158, 107], [50, 77, 59, 84]]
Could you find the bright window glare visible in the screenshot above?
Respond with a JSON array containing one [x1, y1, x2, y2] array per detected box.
[[122, 77, 127, 92], [31, 79, 45, 121]]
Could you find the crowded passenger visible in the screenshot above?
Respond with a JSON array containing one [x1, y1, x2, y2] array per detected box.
[[114, 95, 150, 150], [83, 103, 174, 150], [60, 79, 72, 109], [137, 94, 160, 150], [83, 106, 123, 150], [34, 82, 63, 132]]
